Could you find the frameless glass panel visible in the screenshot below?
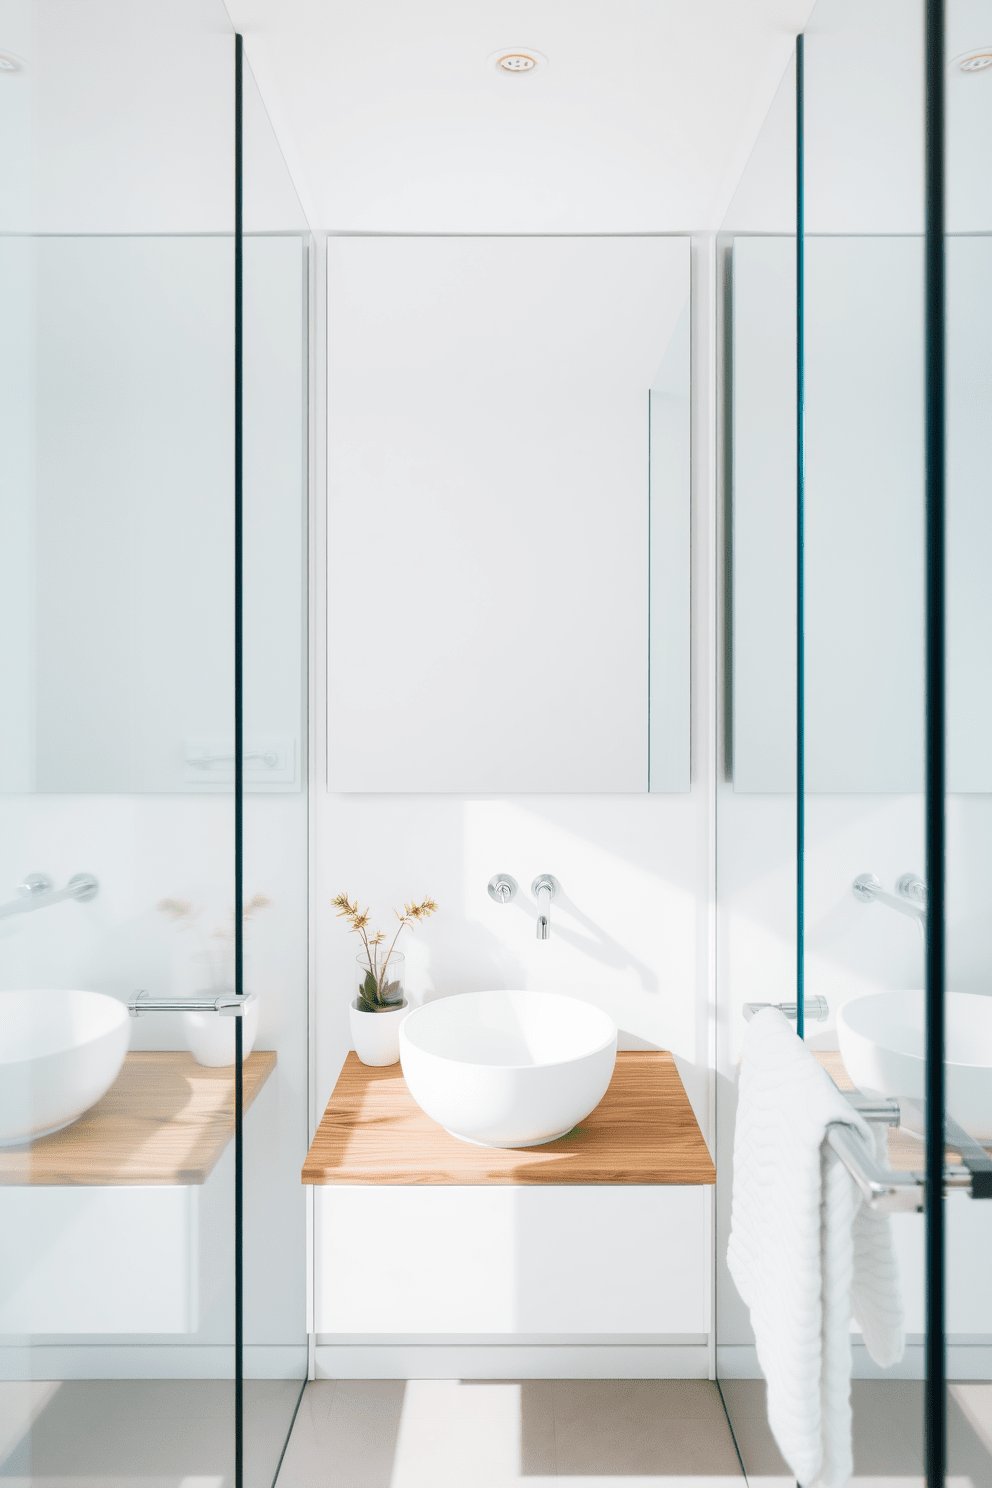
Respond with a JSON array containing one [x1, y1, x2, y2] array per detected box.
[[0, 1, 240, 1480], [240, 51, 311, 1476], [711, 0, 992, 1477], [944, 0, 992, 1463], [716, 29, 806, 1457]]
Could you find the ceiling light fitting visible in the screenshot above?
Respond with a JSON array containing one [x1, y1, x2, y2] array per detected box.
[[0, 51, 24, 73], [488, 48, 547, 75], [950, 48, 992, 74]]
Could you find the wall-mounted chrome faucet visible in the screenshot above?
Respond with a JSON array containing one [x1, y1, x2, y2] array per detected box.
[[532, 874, 559, 939], [0, 872, 99, 921]]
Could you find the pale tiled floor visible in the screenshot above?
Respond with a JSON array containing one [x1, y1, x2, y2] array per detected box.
[[274, 1378, 992, 1488], [2, 1376, 991, 1486], [275, 1379, 748, 1488], [0, 1379, 304, 1488], [720, 1379, 992, 1488]]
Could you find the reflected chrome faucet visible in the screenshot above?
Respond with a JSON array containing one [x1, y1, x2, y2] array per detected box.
[[0, 872, 99, 921], [532, 875, 559, 939], [852, 872, 927, 940]]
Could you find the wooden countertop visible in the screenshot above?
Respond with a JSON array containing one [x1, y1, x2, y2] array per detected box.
[[302, 1050, 715, 1186], [0, 1051, 277, 1187], [816, 1050, 991, 1172]]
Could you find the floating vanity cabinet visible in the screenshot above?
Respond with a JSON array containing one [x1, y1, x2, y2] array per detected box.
[[0, 1052, 275, 1334], [304, 1052, 714, 1351]]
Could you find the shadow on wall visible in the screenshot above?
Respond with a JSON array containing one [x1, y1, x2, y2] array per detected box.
[[549, 888, 660, 995], [419, 918, 526, 1003], [424, 884, 661, 998]]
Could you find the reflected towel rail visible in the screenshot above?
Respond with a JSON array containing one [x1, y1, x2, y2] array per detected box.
[[824, 1088, 992, 1210], [743, 996, 829, 1023], [128, 990, 256, 1018]]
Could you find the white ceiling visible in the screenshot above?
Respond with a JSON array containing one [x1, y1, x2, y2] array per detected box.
[[720, 0, 992, 237], [225, 0, 816, 234]]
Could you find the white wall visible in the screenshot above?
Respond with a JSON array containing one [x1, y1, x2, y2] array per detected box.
[[309, 233, 719, 1373]]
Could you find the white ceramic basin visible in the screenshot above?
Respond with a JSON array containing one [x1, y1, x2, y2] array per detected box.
[[0, 990, 130, 1146], [838, 989, 992, 1139], [399, 989, 617, 1148]]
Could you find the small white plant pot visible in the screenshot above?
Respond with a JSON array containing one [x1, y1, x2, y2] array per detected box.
[[350, 999, 409, 1067], [183, 994, 261, 1068]]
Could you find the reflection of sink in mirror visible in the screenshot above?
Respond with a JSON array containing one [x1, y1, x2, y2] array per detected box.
[[0, 990, 130, 1146], [838, 989, 992, 1139], [399, 989, 617, 1149]]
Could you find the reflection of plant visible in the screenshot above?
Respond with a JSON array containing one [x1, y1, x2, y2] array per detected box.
[[158, 895, 270, 989], [333, 893, 438, 1013]]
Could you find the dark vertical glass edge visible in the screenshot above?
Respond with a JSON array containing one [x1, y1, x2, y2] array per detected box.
[[234, 31, 245, 1488], [924, 2, 946, 1485], [796, 34, 805, 1042]]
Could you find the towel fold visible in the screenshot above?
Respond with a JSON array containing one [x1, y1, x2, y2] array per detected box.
[[727, 1008, 905, 1488]]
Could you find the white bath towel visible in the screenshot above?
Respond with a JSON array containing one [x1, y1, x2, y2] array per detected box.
[[727, 1008, 904, 1488]]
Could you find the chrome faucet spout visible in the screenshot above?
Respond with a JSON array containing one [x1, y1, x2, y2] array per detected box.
[[531, 875, 559, 939]]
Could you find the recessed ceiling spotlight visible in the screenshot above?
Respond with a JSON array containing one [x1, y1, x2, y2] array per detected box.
[[487, 48, 547, 75], [0, 50, 24, 73], [950, 48, 992, 73]]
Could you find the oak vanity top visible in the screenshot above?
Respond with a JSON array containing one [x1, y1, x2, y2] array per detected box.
[[302, 1050, 715, 1186], [0, 1051, 277, 1187]]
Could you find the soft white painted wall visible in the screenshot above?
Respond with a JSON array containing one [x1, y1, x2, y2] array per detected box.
[[310, 234, 719, 1367]]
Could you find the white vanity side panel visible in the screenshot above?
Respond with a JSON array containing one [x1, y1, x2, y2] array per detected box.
[[0, 1186, 198, 1335], [314, 1185, 710, 1336]]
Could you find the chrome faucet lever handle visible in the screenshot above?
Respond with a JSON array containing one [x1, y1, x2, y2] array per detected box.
[[487, 875, 518, 905]]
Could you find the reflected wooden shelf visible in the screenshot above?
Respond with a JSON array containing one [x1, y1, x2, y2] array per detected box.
[[303, 1050, 715, 1186], [816, 1049, 992, 1172], [0, 1051, 277, 1187]]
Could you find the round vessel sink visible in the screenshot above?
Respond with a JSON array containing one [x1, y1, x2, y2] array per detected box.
[[838, 989, 992, 1139], [399, 989, 617, 1148], [0, 990, 130, 1146]]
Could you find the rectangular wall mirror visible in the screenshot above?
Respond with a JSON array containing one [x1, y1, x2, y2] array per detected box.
[[326, 234, 690, 795], [0, 234, 306, 794], [731, 233, 992, 794]]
